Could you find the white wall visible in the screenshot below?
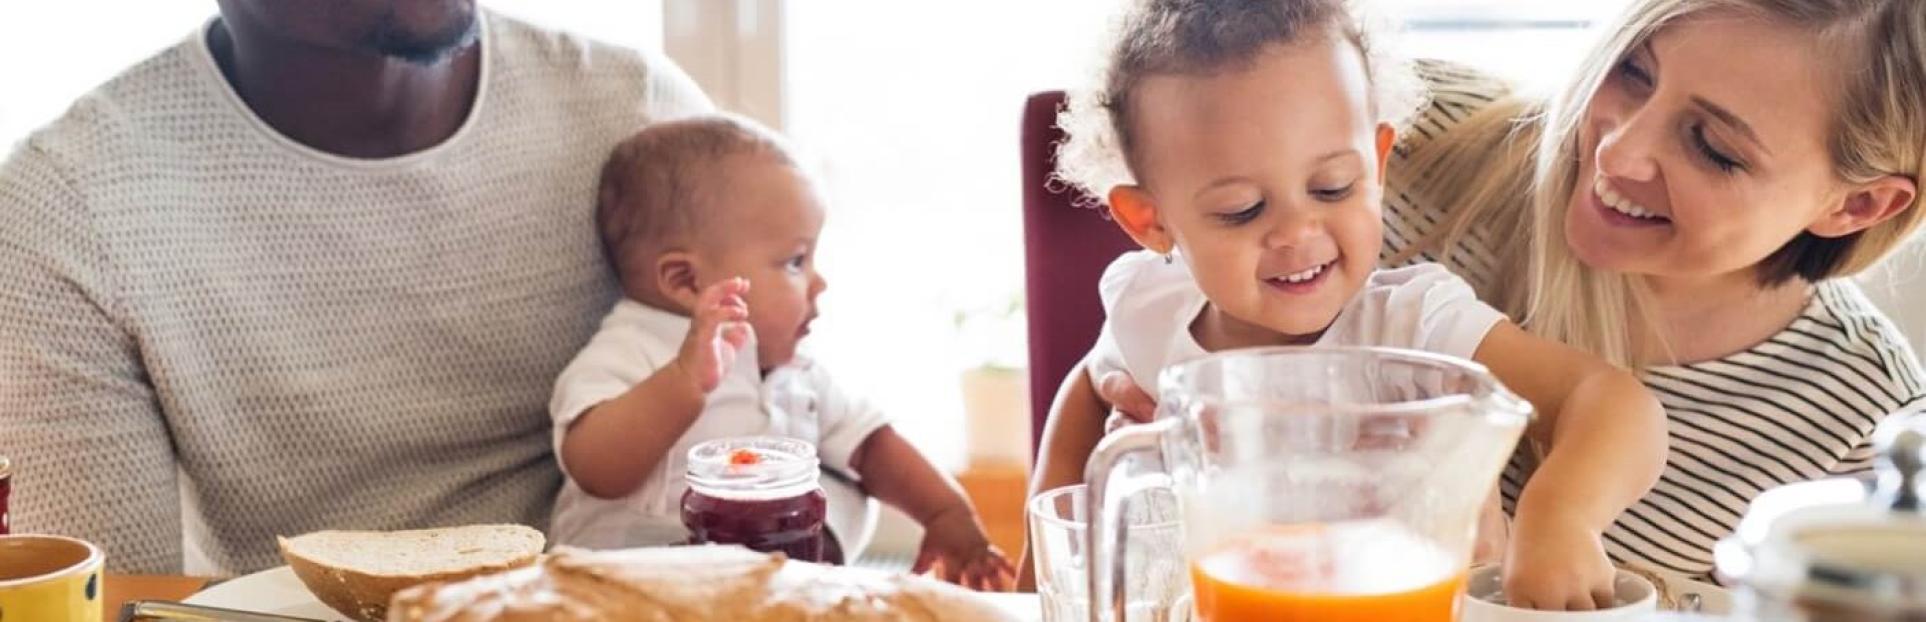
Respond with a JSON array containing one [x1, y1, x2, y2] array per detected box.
[[1861, 241, 1926, 358]]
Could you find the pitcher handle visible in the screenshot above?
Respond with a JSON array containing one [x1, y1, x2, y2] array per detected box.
[[1084, 417, 1178, 622]]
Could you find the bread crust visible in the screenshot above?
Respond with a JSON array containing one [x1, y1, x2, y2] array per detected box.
[[387, 546, 1018, 622], [278, 525, 544, 622]]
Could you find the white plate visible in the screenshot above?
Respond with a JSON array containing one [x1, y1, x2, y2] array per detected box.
[[1642, 567, 1735, 615], [185, 566, 346, 620], [187, 565, 1043, 621]]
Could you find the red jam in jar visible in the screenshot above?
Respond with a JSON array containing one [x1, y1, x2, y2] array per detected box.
[[681, 437, 830, 563]]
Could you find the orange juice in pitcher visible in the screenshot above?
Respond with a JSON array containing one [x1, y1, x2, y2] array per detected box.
[[1188, 522, 1464, 622], [1084, 348, 1528, 622]]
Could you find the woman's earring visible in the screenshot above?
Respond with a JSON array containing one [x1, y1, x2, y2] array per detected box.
[[1162, 252, 1174, 265]]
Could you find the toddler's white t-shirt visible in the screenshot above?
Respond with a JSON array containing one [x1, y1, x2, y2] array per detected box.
[[1087, 250, 1506, 390]]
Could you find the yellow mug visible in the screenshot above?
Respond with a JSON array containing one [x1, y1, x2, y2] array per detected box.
[[0, 535, 103, 622]]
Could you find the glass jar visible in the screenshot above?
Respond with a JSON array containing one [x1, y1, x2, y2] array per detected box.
[[681, 437, 830, 563], [1, 453, 11, 535], [1714, 412, 1926, 621]]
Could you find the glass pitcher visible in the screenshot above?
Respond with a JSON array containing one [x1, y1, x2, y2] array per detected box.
[[1085, 347, 1531, 622]]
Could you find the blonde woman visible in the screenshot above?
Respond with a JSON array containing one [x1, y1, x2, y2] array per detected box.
[[1062, 0, 1926, 580]]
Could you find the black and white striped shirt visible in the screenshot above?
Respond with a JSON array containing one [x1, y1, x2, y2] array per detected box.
[[1385, 61, 1926, 578]]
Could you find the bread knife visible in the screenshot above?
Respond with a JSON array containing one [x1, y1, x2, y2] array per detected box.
[[119, 600, 337, 622]]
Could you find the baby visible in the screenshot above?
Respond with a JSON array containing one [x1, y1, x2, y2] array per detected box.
[[1030, 0, 1669, 610], [549, 114, 1013, 591]]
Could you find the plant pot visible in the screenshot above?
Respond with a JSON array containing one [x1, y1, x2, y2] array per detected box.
[[959, 366, 1031, 469]]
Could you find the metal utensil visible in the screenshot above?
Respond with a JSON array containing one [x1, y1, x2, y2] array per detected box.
[[1679, 592, 1703, 613], [119, 600, 337, 622]]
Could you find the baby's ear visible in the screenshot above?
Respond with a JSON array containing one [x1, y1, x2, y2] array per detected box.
[[1374, 123, 1397, 181], [656, 250, 702, 311], [1107, 185, 1175, 254]]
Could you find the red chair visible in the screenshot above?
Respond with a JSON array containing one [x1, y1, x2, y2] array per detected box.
[[1021, 91, 1139, 460]]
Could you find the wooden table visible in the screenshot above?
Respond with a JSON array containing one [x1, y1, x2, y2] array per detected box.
[[103, 574, 211, 618]]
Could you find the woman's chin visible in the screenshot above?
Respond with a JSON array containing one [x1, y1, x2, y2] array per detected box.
[[1565, 204, 1646, 273]]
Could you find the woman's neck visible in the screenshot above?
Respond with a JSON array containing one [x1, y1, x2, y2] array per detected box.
[[1641, 270, 1814, 365]]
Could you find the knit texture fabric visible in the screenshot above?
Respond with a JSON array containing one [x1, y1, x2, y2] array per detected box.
[[0, 11, 712, 575]]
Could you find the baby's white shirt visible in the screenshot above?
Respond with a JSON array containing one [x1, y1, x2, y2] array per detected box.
[[547, 299, 888, 549]]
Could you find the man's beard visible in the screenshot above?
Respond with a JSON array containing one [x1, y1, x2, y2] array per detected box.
[[366, 7, 480, 65]]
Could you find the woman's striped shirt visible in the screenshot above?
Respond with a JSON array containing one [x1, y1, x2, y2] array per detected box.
[[1383, 60, 1926, 578]]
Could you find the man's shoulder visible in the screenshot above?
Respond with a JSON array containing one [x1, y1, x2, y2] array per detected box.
[[13, 31, 207, 173], [2, 29, 207, 232], [483, 12, 712, 123], [483, 12, 663, 87]]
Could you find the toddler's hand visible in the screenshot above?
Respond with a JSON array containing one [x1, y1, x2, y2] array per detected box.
[[676, 277, 752, 393], [1093, 371, 1157, 427], [1503, 509, 1616, 611], [913, 507, 1017, 592]]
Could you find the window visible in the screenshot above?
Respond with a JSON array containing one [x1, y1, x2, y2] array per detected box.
[[777, 1, 1118, 469], [1389, 0, 1632, 91]]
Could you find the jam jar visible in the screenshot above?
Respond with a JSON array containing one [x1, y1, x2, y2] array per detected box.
[[1714, 412, 1926, 621], [1, 453, 11, 535], [681, 437, 830, 563]]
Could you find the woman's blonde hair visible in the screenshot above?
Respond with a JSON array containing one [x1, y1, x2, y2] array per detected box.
[[1399, 0, 1926, 367], [1055, 0, 1425, 203]]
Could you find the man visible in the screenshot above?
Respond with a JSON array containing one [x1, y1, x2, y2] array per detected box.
[[0, 0, 710, 574]]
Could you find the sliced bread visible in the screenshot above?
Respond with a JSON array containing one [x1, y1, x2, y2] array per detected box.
[[278, 524, 544, 622]]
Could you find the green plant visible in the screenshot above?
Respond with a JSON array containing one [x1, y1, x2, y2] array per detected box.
[[950, 291, 1027, 372]]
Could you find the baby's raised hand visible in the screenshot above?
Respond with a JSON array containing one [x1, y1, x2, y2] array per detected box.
[[912, 508, 1017, 592], [676, 277, 752, 393], [1502, 509, 1616, 611]]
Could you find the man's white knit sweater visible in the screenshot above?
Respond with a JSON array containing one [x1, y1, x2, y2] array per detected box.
[[0, 11, 711, 575]]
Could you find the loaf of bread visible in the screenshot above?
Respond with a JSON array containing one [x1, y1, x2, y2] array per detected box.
[[386, 545, 1020, 622], [279, 524, 546, 622]]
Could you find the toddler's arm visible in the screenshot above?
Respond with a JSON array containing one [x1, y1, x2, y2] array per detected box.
[[853, 426, 1015, 591], [560, 279, 752, 499], [1474, 321, 1667, 611], [1029, 360, 1116, 503], [1017, 358, 1115, 588]]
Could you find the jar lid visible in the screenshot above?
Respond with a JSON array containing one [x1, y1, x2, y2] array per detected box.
[[1715, 413, 1926, 614], [685, 436, 819, 500]]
